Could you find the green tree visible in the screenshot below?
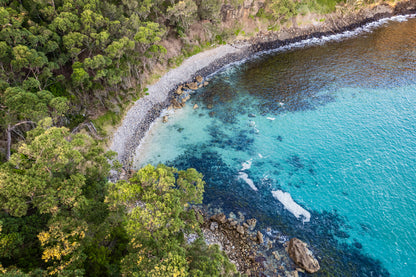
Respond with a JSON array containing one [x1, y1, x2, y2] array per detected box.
[[270, 0, 298, 22], [106, 164, 236, 276], [167, 0, 198, 32], [0, 122, 115, 275]]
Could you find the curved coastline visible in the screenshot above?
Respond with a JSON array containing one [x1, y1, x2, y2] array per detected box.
[[110, 0, 416, 168]]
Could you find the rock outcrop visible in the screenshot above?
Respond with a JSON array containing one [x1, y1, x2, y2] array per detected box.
[[287, 238, 320, 273], [204, 212, 265, 274]]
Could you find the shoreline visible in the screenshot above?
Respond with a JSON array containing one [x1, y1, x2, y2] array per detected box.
[[110, 0, 416, 168]]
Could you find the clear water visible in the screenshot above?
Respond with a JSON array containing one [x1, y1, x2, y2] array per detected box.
[[133, 16, 416, 276]]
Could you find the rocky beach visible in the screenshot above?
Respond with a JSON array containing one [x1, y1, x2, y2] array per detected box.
[[110, 1, 416, 275]]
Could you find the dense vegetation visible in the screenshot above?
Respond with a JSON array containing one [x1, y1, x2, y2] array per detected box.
[[0, 0, 352, 275]]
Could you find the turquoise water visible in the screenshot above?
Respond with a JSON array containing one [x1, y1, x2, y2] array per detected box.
[[134, 16, 416, 276]]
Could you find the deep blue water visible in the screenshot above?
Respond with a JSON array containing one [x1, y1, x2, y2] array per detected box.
[[134, 16, 416, 276]]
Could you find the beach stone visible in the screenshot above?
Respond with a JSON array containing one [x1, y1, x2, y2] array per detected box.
[[181, 95, 190, 103], [162, 116, 168, 123], [175, 86, 183, 95], [210, 221, 219, 231], [203, 81, 209, 86], [257, 231, 264, 244], [246, 218, 257, 229], [207, 104, 213, 109], [236, 225, 245, 235], [287, 238, 320, 273], [229, 219, 238, 227], [272, 251, 281, 261], [211, 213, 227, 224], [196, 75, 203, 83], [187, 82, 198, 90]]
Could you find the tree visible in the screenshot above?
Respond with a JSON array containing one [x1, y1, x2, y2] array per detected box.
[[1, 87, 69, 160], [270, 0, 298, 22], [0, 122, 115, 275], [167, 0, 198, 32], [107, 164, 204, 275], [106, 164, 236, 276]]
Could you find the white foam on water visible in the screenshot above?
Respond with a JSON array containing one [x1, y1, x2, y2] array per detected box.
[[241, 159, 252, 170], [272, 190, 311, 223], [267, 117, 276, 121], [258, 153, 263, 158], [238, 172, 258, 191]]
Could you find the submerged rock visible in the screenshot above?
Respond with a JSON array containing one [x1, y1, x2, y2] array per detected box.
[[287, 238, 320, 273], [162, 116, 169, 123], [246, 218, 257, 230]]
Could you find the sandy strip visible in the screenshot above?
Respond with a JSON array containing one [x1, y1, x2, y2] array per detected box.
[[110, 43, 250, 165]]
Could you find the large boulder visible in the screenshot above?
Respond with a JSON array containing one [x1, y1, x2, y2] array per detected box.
[[287, 238, 320, 273]]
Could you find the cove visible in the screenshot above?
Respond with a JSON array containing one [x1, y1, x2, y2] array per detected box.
[[133, 16, 416, 276]]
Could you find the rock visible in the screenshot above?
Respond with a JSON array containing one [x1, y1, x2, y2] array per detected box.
[[171, 98, 183, 109], [193, 104, 198, 109], [175, 86, 183, 95], [236, 225, 244, 235], [207, 104, 213, 109], [203, 81, 209, 86], [248, 113, 256, 117], [210, 221, 219, 231], [181, 95, 190, 103], [229, 219, 238, 227], [195, 75, 203, 83], [211, 213, 227, 224], [162, 116, 168, 123], [246, 218, 257, 229], [243, 222, 249, 229], [296, 268, 305, 273], [187, 82, 198, 90], [257, 231, 264, 244], [287, 238, 320, 273], [272, 251, 280, 261]]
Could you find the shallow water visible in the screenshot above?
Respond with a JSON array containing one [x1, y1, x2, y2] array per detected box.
[[134, 16, 416, 276]]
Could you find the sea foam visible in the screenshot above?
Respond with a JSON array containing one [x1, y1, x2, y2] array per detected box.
[[272, 190, 311, 222], [238, 159, 258, 191], [238, 172, 258, 191]]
